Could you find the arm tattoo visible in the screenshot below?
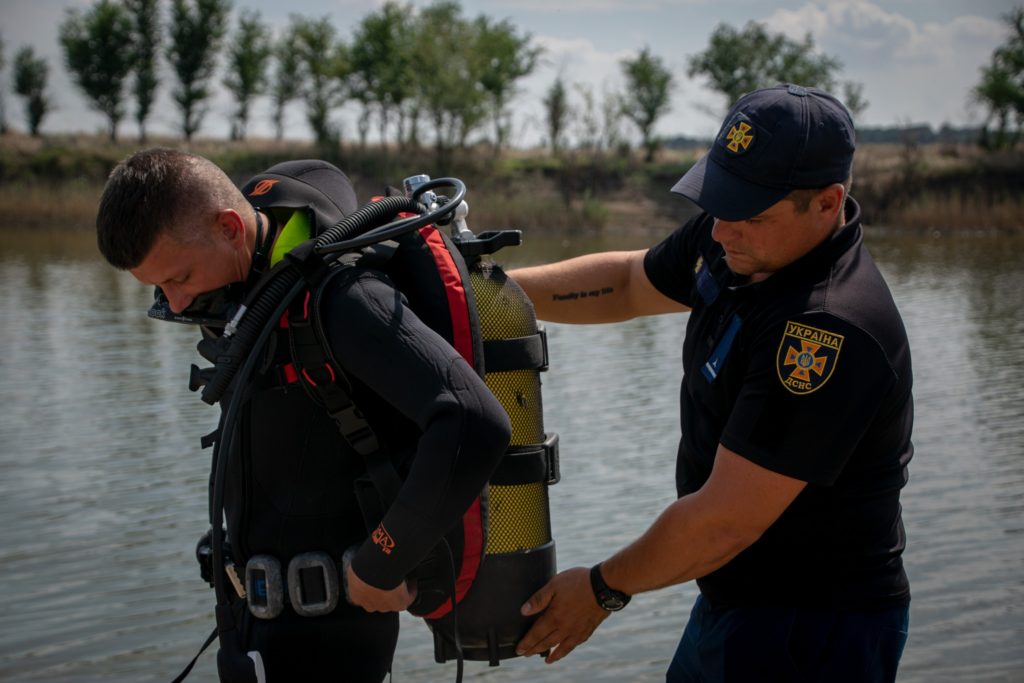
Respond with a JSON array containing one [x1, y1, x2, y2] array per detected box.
[[551, 286, 614, 302]]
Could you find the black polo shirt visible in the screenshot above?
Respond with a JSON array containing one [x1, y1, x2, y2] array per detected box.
[[644, 198, 913, 610]]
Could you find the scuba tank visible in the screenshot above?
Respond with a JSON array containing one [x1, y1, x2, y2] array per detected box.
[[403, 176, 560, 665], [186, 170, 558, 679]]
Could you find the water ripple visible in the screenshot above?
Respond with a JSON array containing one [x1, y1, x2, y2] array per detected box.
[[2, 233, 1023, 681]]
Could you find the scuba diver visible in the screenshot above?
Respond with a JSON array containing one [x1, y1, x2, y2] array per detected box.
[[94, 149, 514, 682]]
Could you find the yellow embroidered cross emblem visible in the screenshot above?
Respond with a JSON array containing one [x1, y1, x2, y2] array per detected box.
[[784, 340, 828, 382], [725, 122, 753, 153]]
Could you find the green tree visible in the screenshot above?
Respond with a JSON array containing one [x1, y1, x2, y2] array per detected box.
[[974, 7, 1024, 149], [350, 2, 416, 148], [543, 74, 570, 155], [125, 0, 161, 142], [688, 21, 866, 119], [0, 34, 8, 135], [290, 15, 350, 147], [474, 15, 541, 154], [413, 1, 487, 164], [352, 78, 373, 149], [574, 83, 600, 152], [621, 47, 673, 162], [13, 47, 50, 136], [270, 26, 302, 141], [167, 0, 231, 140], [59, 0, 135, 142], [224, 10, 272, 140], [601, 85, 626, 153], [841, 82, 869, 123]]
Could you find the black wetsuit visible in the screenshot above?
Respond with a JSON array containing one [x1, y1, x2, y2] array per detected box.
[[218, 162, 510, 681]]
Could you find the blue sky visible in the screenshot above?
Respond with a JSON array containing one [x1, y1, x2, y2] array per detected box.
[[0, 0, 1014, 145]]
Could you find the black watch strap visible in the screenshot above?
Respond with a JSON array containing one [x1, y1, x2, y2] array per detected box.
[[590, 563, 631, 611]]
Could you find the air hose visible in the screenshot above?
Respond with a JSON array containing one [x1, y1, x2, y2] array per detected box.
[[200, 194, 420, 405], [200, 178, 466, 406]]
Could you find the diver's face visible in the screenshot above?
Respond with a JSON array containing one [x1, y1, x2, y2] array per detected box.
[[130, 214, 248, 314]]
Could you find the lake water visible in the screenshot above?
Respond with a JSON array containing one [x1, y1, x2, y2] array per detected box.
[[0, 227, 1022, 682]]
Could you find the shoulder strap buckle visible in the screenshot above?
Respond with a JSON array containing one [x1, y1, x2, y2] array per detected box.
[[284, 239, 329, 286]]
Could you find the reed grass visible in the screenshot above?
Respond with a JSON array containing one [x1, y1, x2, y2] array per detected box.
[[879, 192, 1024, 233], [1, 133, 1020, 233], [1, 181, 104, 230]]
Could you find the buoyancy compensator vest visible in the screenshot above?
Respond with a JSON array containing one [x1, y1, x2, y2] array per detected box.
[[187, 161, 559, 677]]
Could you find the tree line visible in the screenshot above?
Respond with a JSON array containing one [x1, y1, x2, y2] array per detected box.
[[0, 1, 1019, 158]]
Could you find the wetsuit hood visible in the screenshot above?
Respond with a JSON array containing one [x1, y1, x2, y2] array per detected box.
[[240, 160, 357, 231]]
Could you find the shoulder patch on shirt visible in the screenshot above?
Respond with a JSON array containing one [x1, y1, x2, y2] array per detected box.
[[776, 321, 844, 395]]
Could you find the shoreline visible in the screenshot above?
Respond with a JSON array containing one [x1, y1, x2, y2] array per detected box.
[[1, 133, 1021, 234]]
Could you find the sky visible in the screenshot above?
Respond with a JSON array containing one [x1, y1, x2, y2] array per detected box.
[[0, 0, 1015, 146]]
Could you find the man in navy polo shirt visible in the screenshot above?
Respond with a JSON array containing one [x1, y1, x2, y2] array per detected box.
[[511, 84, 913, 682]]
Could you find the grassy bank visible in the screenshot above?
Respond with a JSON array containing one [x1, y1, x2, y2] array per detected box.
[[1, 132, 1021, 233]]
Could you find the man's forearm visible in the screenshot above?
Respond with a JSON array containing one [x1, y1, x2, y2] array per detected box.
[[509, 251, 647, 324], [598, 492, 754, 596], [598, 446, 806, 596]]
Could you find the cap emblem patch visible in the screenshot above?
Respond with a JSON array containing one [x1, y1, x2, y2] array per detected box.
[[776, 321, 843, 395], [724, 120, 754, 154]]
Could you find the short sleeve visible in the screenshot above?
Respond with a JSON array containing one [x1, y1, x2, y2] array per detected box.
[[643, 213, 709, 307], [720, 312, 897, 485]]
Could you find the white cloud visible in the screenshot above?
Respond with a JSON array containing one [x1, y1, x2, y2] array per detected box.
[[533, 35, 635, 76], [903, 15, 1006, 62], [765, 1, 918, 59], [760, 0, 1006, 126]]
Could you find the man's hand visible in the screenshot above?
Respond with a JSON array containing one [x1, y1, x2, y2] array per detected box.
[[345, 564, 417, 612], [515, 566, 611, 664]]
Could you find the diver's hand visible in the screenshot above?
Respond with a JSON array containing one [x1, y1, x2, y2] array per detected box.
[[345, 564, 417, 612], [515, 566, 610, 663]]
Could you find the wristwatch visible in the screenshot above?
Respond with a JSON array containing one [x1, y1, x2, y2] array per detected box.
[[590, 563, 631, 611]]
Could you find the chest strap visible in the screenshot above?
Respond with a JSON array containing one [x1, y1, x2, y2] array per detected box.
[[284, 288, 403, 505]]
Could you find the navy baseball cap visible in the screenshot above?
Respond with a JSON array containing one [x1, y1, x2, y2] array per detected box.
[[671, 84, 855, 221]]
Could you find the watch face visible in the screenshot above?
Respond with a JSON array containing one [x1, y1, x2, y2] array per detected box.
[[591, 564, 631, 611], [599, 590, 627, 611]]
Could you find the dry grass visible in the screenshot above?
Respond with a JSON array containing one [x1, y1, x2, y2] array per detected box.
[[0, 181, 104, 230], [854, 142, 1019, 182], [1, 132, 1020, 233], [878, 193, 1024, 233]]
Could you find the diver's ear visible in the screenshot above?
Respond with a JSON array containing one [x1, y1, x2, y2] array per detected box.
[[215, 208, 247, 246]]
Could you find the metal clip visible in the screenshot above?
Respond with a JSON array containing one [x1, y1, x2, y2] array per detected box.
[[225, 562, 247, 599]]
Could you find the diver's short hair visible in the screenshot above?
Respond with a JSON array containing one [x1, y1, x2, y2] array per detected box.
[[96, 148, 245, 269]]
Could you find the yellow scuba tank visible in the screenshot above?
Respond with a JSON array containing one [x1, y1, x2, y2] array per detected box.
[[408, 176, 560, 666]]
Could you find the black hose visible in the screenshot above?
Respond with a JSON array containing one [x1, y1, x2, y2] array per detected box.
[[441, 538, 465, 683], [209, 274, 305, 628], [200, 195, 424, 405]]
